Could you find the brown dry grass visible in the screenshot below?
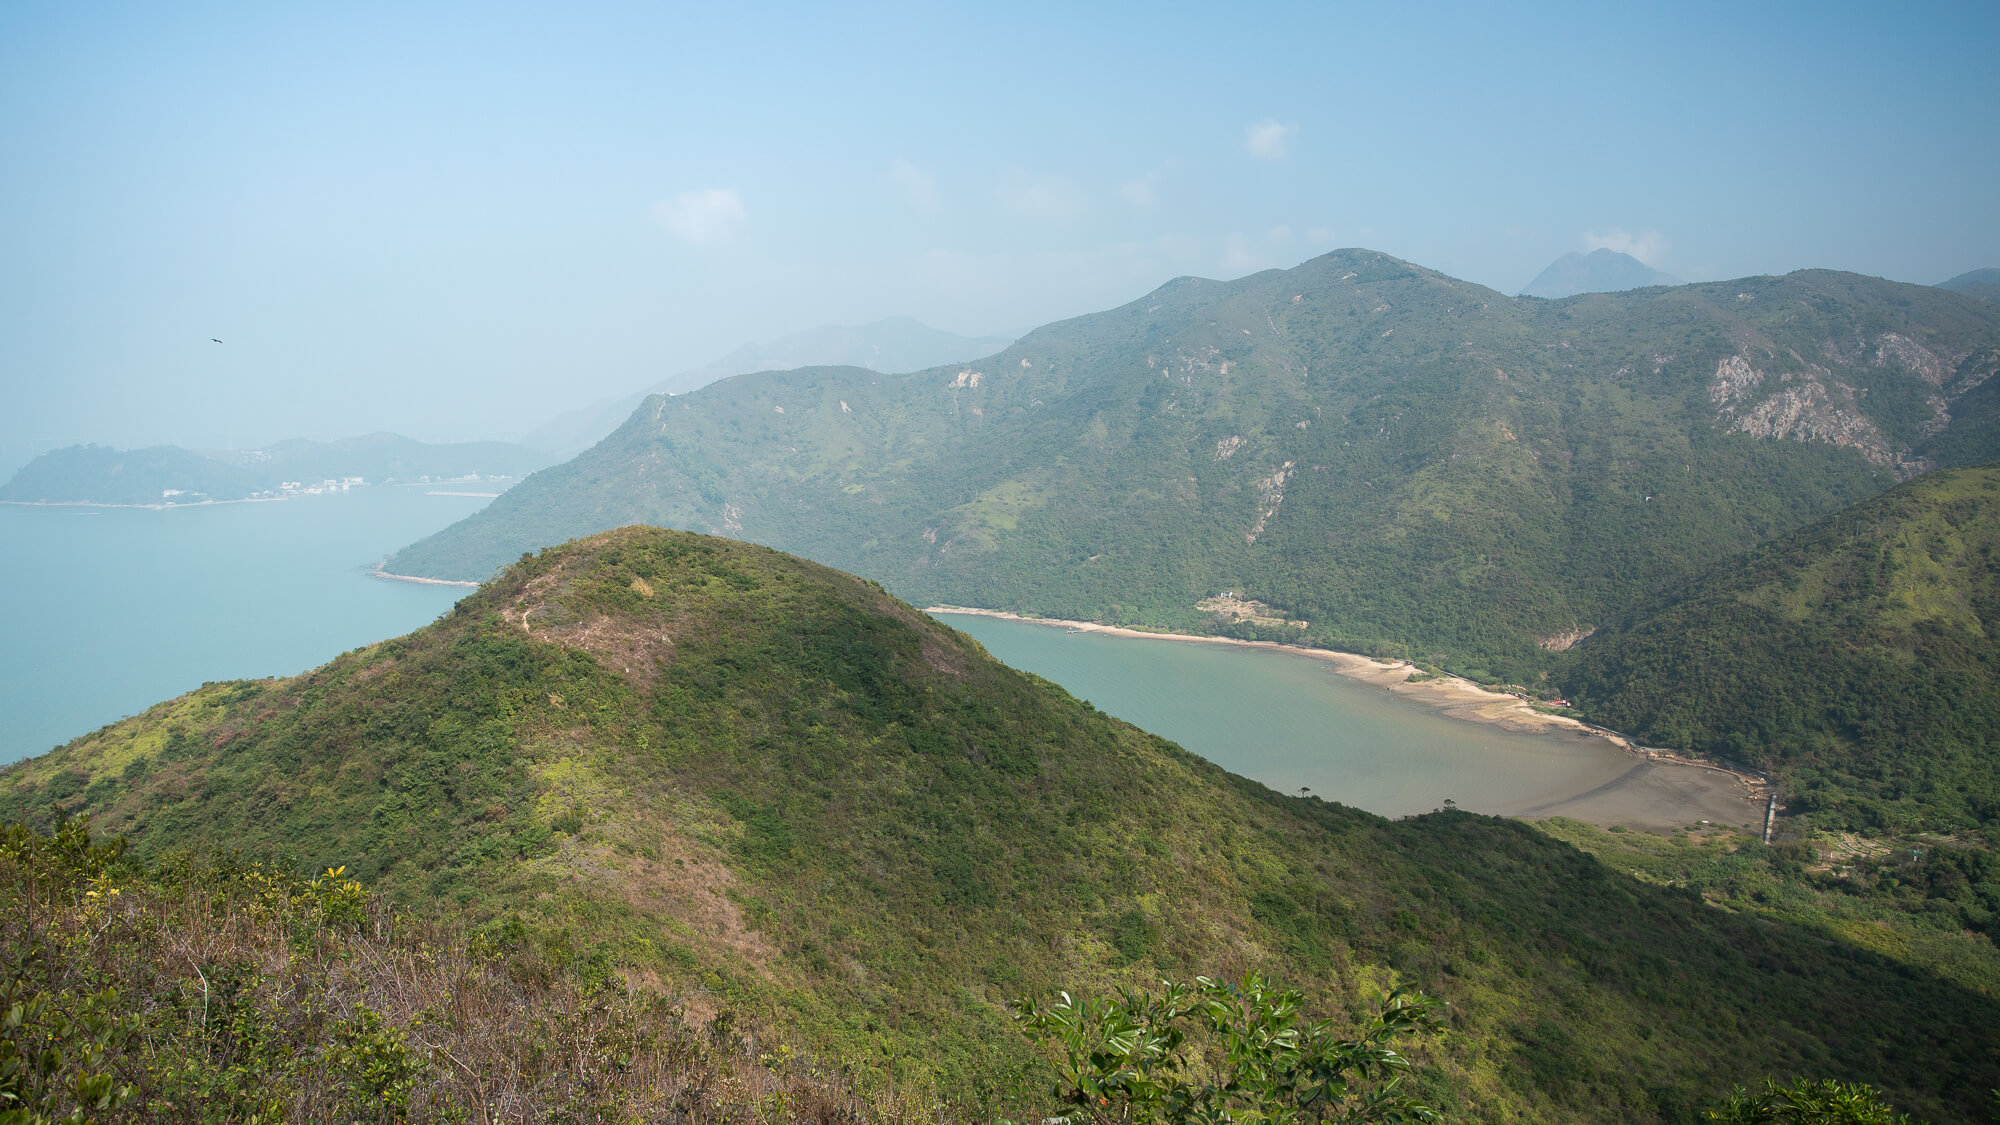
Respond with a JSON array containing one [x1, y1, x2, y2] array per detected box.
[[0, 825, 941, 1124]]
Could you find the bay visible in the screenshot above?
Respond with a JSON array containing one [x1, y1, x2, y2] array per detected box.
[[940, 613, 1752, 827], [0, 488, 486, 765]]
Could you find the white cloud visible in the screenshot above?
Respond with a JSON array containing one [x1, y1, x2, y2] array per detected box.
[[1245, 119, 1296, 160], [1307, 226, 1335, 244], [1584, 227, 1668, 266], [1223, 233, 1269, 274], [1265, 225, 1293, 244], [652, 188, 748, 244], [998, 169, 1086, 220], [890, 159, 937, 210], [1119, 172, 1161, 208]]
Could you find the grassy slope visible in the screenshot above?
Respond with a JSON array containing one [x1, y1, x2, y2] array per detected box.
[[386, 252, 2000, 692], [6, 528, 1998, 1122], [1561, 465, 2000, 833]]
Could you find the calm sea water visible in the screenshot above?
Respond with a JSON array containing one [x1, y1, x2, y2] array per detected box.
[[0, 488, 487, 764], [940, 614, 1635, 819]]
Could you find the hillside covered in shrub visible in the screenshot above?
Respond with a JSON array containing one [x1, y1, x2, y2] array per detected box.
[[4, 529, 1996, 1121]]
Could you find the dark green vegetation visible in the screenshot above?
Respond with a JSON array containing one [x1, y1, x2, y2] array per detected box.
[[1563, 466, 2000, 833], [381, 250, 2000, 838], [1704, 1078, 1928, 1125], [1013, 973, 1447, 1124], [6, 529, 1999, 1121], [0, 432, 546, 505], [1539, 817, 2000, 1010], [0, 817, 890, 1123], [388, 251, 2000, 699]]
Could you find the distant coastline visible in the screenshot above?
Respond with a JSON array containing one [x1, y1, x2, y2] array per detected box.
[[1, 480, 513, 511], [371, 564, 479, 588], [0, 496, 288, 510]]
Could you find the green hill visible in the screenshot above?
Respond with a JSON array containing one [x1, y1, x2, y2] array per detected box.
[[6, 528, 1997, 1121], [385, 250, 2000, 689], [1561, 464, 2000, 833]]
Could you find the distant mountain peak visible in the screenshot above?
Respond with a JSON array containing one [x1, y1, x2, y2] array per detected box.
[[1519, 248, 1682, 299], [1939, 268, 2000, 303]]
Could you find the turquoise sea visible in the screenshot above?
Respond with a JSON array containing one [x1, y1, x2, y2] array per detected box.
[[0, 488, 486, 765]]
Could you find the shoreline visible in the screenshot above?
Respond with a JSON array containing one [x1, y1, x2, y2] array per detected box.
[[0, 496, 289, 511], [370, 564, 480, 588], [2, 480, 518, 511], [926, 606, 1769, 804]]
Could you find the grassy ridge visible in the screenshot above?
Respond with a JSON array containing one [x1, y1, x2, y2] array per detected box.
[[6, 528, 1999, 1121]]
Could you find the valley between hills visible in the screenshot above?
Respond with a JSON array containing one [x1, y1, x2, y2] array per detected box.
[[7, 249, 2000, 1122]]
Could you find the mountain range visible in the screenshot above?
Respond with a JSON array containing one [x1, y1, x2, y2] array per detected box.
[[4, 527, 1992, 1121], [0, 432, 547, 506], [388, 251, 2000, 674], [374, 249, 2000, 835], [1519, 248, 1683, 298], [521, 317, 1016, 460]]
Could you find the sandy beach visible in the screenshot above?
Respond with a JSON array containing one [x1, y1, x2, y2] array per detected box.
[[928, 606, 1766, 833]]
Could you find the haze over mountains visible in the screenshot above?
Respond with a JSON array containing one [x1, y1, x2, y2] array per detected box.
[[0, 433, 546, 506], [1518, 248, 1683, 298], [521, 317, 1016, 460], [390, 250, 2000, 671], [378, 248, 2000, 842]]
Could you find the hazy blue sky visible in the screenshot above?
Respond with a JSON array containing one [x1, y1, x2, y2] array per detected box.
[[3, 1, 1995, 464]]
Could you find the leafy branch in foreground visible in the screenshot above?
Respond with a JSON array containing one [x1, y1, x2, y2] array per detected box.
[[1703, 1077, 1927, 1124], [1011, 973, 1446, 1125]]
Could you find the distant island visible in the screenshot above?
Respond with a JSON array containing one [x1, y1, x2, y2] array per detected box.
[[0, 432, 548, 506]]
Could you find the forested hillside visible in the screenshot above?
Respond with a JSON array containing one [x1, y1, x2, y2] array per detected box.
[[1562, 464, 2000, 833], [5, 528, 1996, 1122], [386, 250, 2000, 688]]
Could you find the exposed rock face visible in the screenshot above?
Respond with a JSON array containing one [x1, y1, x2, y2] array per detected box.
[[1707, 334, 2000, 476], [1734, 381, 1893, 465], [1537, 626, 1596, 653], [1709, 354, 1892, 465], [1874, 332, 1953, 385], [1247, 461, 1294, 544], [1708, 355, 1764, 410]]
